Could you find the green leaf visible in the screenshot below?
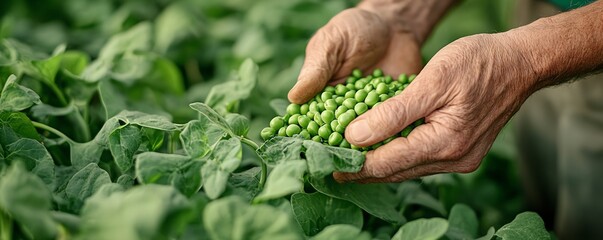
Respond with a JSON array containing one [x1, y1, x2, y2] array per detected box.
[[495, 212, 550, 240], [224, 167, 261, 202], [476, 227, 495, 240], [98, 79, 127, 118], [310, 224, 371, 240], [0, 75, 41, 112], [116, 110, 180, 132], [303, 140, 364, 177], [142, 58, 184, 95], [203, 196, 302, 240], [0, 112, 40, 142], [70, 117, 120, 169], [254, 160, 306, 202], [154, 2, 202, 54], [205, 58, 258, 114], [0, 162, 57, 239], [60, 50, 90, 76], [189, 102, 233, 135], [309, 176, 404, 224], [5, 138, 56, 189], [202, 138, 242, 199], [446, 204, 478, 240], [135, 152, 203, 197], [398, 182, 447, 216], [78, 184, 193, 240], [225, 113, 250, 137], [65, 163, 112, 212], [108, 124, 142, 172], [291, 192, 363, 236], [269, 98, 289, 116], [392, 218, 449, 240], [26, 44, 65, 84], [142, 127, 164, 151], [257, 136, 304, 165], [30, 103, 76, 119], [179, 118, 226, 159]]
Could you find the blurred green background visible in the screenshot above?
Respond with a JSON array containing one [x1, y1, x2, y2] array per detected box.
[[1, 0, 530, 232]]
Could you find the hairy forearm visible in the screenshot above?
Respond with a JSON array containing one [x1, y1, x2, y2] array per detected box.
[[357, 0, 457, 44], [508, 0, 603, 91]]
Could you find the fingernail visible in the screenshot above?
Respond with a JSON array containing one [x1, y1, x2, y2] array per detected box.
[[347, 119, 372, 143]]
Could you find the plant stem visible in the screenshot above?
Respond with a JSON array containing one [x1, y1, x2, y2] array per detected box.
[[240, 137, 267, 190], [31, 121, 76, 144], [0, 210, 12, 240], [49, 84, 68, 106], [70, 107, 91, 141]]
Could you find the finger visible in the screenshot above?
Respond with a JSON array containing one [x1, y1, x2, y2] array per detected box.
[[335, 122, 452, 182], [345, 72, 448, 146], [288, 27, 342, 104]]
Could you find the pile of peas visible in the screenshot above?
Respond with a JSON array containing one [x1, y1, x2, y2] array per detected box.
[[261, 69, 423, 152]]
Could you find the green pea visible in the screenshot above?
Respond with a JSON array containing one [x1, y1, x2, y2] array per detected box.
[[384, 75, 393, 84], [400, 126, 413, 137], [365, 91, 380, 107], [346, 77, 356, 84], [300, 104, 309, 115], [307, 121, 319, 135], [335, 105, 348, 118], [300, 130, 311, 140], [346, 83, 355, 90], [317, 102, 326, 111], [287, 104, 300, 115], [354, 80, 366, 90], [260, 127, 275, 140], [371, 77, 383, 85], [343, 98, 357, 109], [351, 144, 361, 150], [402, 83, 409, 89], [306, 111, 316, 119], [371, 142, 383, 150], [321, 110, 335, 124], [335, 84, 348, 95], [376, 82, 388, 95], [338, 111, 355, 127], [313, 113, 324, 125], [324, 99, 337, 111], [355, 89, 368, 102], [354, 102, 368, 115], [335, 96, 345, 105], [344, 90, 356, 99], [330, 120, 339, 132], [383, 136, 396, 144], [298, 115, 311, 128], [312, 135, 322, 142], [277, 127, 287, 136], [288, 114, 300, 125], [282, 114, 290, 122], [339, 139, 351, 148], [321, 92, 333, 102], [394, 90, 402, 96], [379, 94, 389, 102], [328, 132, 344, 146], [325, 86, 336, 93], [335, 124, 345, 134], [352, 69, 362, 78], [315, 95, 323, 103], [398, 74, 408, 84], [373, 102, 381, 108], [365, 75, 373, 81], [413, 118, 425, 127], [286, 125, 301, 137], [309, 102, 319, 112], [409, 74, 417, 83], [373, 69, 383, 77], [363, 84, 374, 91], [318, 125, 332, 139], [269, 117, 285, 130]]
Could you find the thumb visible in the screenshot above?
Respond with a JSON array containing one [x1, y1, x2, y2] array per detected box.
[[288, 29, 341, 104], [344, 76, 445, 147]]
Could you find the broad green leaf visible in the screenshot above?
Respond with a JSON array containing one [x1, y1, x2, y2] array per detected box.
[[142, 127, 164, 151], [476, 227, 495, 240], [108, 124, 142, 172], [30, 103, 75, 119], [98, 79, 127, 119], [205, 58, 258, 114], [78, 185, 193, 240], [0, 75, 41, 112], [224, 167, 261, 202], [254, 160, 306, 202], [269, 98, 289, 116], [5, 138, 56, 189], [397, 182, 447, 216], [202, 138, 242, 199], [257, 136, 304, 165], [136, 152, 203, 197], [0, 112, 40, 141], [26, 44, 65, 84], [225, 113, 250, 137], [116, 174, 134, 189], [0, 163, 57, 239], [303, 141, 364, 177], [154, 2, 202, 53], [60, 50, 89, 76], [495, 212, 550, 240], [233, 28, 274, 62], [310, 176, 404, 223], [310, 224, 371, 240], [51, 211, 81, 235], [392, 218, 449, 240], [189, 102, 233, 134], [291, 192, 363, 236], [203, 196, 302, 240], [142, 58, 184, 95], [116, 110, 180, 131], [110, 51, 152, 83], [65, 163, 112, 212], [446, 204, 478, 240], [179, 118, 226, 159], [70, 117, 119, 169]]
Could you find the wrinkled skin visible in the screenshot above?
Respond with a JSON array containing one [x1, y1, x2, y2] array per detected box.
[[288, 8, 538, 183]]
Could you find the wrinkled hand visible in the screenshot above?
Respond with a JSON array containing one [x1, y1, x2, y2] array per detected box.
[[334, 33, 538, 183], [287, 8, 422, 104]]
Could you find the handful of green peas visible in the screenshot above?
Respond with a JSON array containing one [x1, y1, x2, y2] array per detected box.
[[261, 69, 424, 153]]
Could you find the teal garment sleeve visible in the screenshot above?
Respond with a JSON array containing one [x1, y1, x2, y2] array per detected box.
[[549, 0, 594, 11]]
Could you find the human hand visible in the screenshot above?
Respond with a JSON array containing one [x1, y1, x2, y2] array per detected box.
[[287, 7, 422, 104], [334, 33, 539, 183]]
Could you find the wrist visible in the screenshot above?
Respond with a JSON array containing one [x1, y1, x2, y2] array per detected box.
[[357, 0, 457, 44]]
